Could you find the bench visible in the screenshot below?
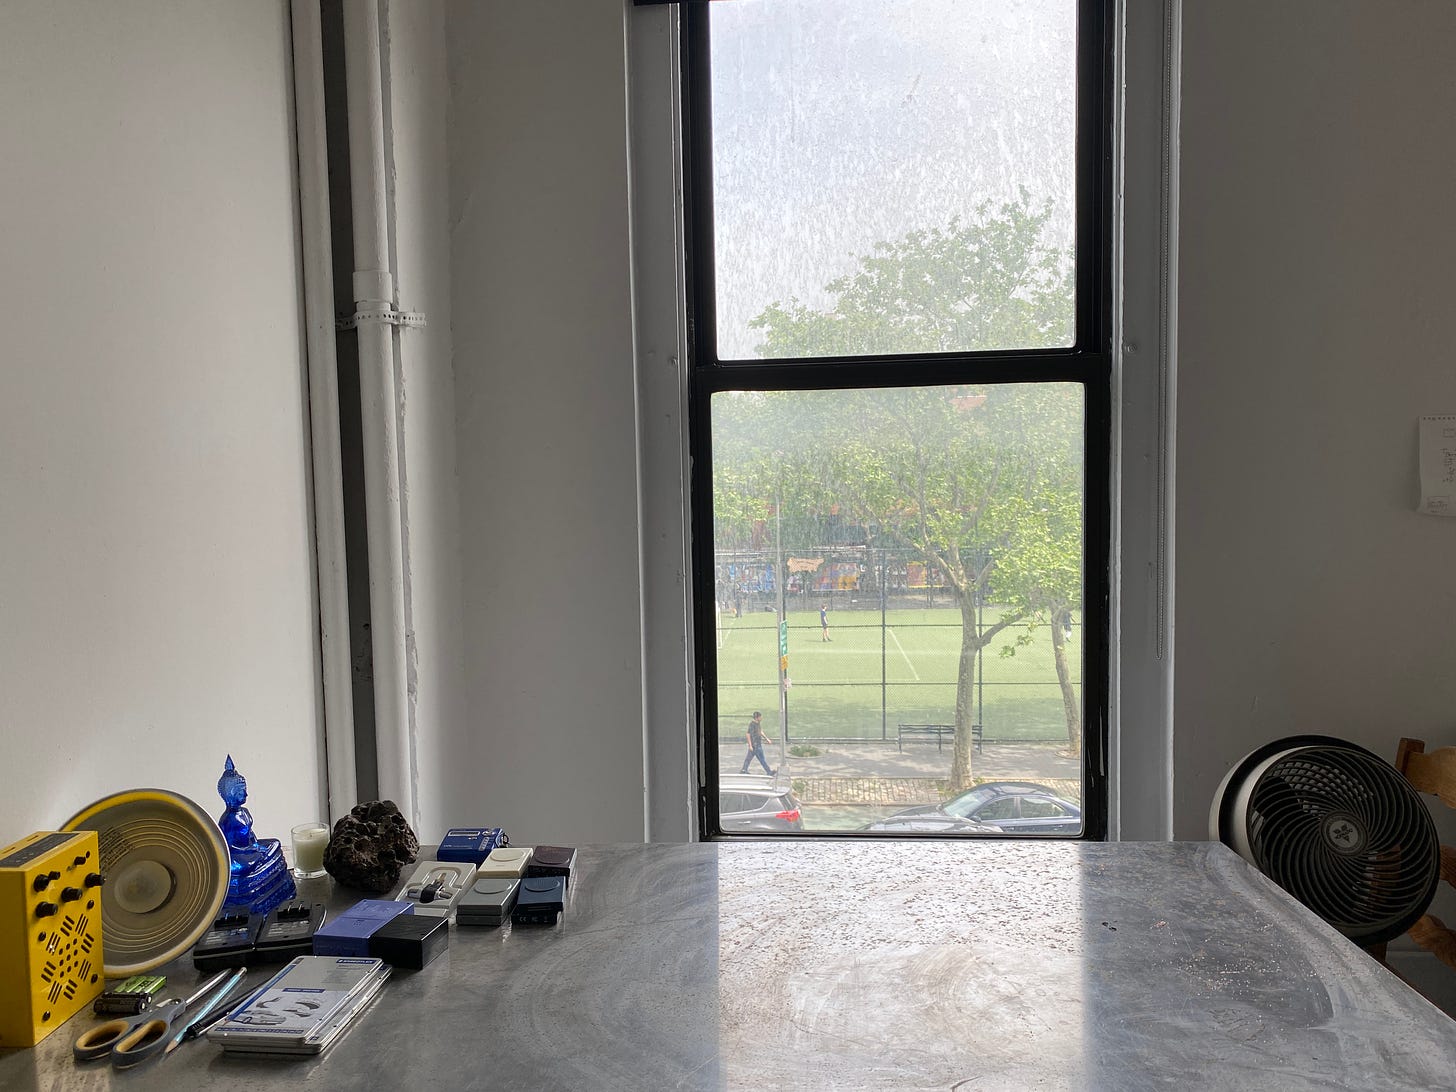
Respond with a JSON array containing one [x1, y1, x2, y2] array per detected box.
[[897, 723, 982, 753]]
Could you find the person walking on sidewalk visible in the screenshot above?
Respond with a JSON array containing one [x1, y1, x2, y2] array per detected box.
[[820, 602, 831, 641], [740, 711, 776, 775]]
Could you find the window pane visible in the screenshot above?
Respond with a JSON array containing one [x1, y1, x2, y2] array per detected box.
[[712, 382, 1084, 835], [709, 0, 1078, 359], [941, 786, 995, 818], [1020, 799, 1066, 819], [976, 799, 1018, 821]]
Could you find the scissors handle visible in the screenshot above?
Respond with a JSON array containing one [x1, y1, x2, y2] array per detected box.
[[74, 1017, 137, 1062], [72, 999, 184, 1065], [110, 999, 185, 1067]]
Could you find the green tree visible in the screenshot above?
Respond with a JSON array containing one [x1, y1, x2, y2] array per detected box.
[[724, 195, 1082, 789], [994, 482, 1085, 756], [749, 193, 1072, 358]]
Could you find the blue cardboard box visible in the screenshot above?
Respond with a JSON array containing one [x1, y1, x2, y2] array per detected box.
[[313, 899, 414, 957]]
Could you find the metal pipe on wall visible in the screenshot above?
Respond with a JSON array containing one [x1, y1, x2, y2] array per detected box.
[[291, 0, 356, 823], [341, 0, 416, 825]]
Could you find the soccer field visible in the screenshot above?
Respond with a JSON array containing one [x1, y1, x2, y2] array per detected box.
[[713, 606, 1080, 742]]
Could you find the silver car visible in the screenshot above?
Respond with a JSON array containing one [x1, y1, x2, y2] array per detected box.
[[719, 773, 803, 832], [861, 781, 1080, 835]]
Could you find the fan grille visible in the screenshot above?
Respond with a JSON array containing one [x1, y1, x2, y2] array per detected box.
[[1247, 746, 1439, 944]]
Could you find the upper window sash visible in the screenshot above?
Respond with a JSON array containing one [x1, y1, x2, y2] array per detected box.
[[684, 0, 1112, 367]]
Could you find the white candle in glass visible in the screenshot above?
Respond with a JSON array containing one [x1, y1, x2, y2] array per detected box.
[[291, 823, 330, 878]]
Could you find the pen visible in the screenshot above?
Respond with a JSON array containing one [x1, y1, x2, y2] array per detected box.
[[188, 969, 233, 1006], [162, 967, 247, 1055], [182, 982, 264, 1041]]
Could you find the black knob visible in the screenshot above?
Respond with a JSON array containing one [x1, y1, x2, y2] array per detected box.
[[60, 887, 82, 902], [35, 902, 58, 918], [84, 873, 104, 888], [33, 874, 52, 892]]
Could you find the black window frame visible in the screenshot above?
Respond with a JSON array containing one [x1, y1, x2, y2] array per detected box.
[[683, 0, 1113, 841]]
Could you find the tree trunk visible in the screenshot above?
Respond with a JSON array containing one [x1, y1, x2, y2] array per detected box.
[[948, 596, 980, 790], [1050, 610, 1081, 756]]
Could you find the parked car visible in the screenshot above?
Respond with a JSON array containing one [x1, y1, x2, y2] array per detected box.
[[862, 781, 1082, 835], [720, 774, 803, 832]]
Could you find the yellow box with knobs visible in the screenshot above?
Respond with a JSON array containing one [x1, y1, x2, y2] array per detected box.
[[0, 830, 105, 1048]]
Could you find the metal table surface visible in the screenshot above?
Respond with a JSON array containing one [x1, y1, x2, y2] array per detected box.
[[2, 840, 1452, 1091]]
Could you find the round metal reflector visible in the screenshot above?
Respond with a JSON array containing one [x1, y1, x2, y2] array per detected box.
[[63, 789, 230, 976]]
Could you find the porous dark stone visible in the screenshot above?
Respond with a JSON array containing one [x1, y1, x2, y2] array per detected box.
[[323, 800, 419, 893]]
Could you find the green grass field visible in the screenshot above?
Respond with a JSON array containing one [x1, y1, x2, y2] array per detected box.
[[714, 606, 1080, 742]]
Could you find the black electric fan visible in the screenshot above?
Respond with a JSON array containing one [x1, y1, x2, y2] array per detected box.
[[1210, 735, 1440, 946]]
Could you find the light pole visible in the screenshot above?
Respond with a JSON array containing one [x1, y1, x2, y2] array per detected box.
[[775, 494, 790, 774], [879, 532, 888, 741]]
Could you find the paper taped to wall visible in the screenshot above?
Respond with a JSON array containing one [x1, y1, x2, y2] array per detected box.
[[1418, 415, 1456, 517]]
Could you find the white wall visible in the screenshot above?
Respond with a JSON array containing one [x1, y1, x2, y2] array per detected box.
[[17, 0, 1448, 853], [441, 0, 647, 844], [19, 0, 1402, 861], [1175, 1, 1456, 838], [0, 1, 324, 837]]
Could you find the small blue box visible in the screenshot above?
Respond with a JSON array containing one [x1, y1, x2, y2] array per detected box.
[[313, 899, 415, 957], [436, 827, 508, 865]]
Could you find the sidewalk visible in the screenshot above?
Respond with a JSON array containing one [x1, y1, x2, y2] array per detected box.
[[719, 739, 1082, 806]]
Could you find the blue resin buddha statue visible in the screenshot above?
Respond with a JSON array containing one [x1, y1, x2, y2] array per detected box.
[[217, 755, 295, 914]]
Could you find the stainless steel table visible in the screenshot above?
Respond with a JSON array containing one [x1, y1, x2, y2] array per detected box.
[[2, 841, 1452, 1091]]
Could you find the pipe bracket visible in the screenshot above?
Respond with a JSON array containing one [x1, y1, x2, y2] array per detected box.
[[337, 308, 427, 331]]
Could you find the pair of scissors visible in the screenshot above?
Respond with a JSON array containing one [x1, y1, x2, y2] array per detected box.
[[72, 997, 188, 1067], [72, 969, 231, 1068]]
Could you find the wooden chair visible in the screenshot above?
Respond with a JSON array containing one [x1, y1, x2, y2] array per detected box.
[[1392, 738, 1456, 969]]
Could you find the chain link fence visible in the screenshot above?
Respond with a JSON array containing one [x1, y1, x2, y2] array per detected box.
[[713, 548, 1079, 745]]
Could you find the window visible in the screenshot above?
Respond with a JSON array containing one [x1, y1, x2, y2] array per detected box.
[[942, 786, 996, 820], [687, 0, 1110, 839], [975, 799, 1019, 823], [1021, 799, 1070, 820]]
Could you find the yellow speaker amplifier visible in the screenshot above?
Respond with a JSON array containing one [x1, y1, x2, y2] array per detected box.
[[0, 830, 106, 1048]]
